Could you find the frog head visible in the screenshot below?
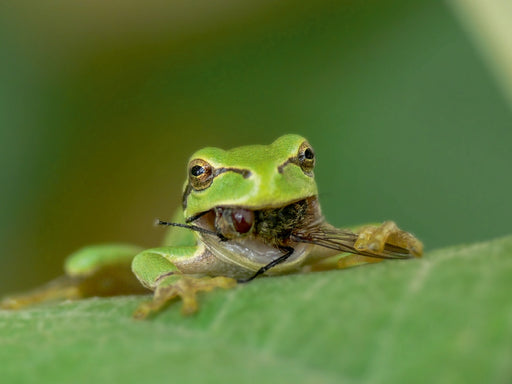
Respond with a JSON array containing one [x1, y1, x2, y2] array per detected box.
[[182, 134, 318, 221]]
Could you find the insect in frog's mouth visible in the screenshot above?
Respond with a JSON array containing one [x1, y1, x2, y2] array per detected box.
[[156, 197, 322, 281], [187, 196, 322, 247], [156, 195, 416, 281], [156, 197, 321, 246]]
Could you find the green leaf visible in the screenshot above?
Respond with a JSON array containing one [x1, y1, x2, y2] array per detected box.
[[1, 236, 511, 384]]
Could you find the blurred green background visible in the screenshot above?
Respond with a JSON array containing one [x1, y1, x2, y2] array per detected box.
[[1, 0, 511, 294]]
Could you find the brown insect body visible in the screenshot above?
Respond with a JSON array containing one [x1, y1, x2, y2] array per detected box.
[[213, 197, 324, 247]]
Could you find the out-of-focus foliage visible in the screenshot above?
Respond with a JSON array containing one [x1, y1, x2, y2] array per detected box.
[[1, 0, 511, 296], [451, 0, 512, 105]]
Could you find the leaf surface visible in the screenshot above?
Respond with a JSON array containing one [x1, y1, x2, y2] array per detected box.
[[1, 236, 511, 383]]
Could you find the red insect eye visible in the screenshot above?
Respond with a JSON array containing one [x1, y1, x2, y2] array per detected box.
[[231, 209, 254, 234]]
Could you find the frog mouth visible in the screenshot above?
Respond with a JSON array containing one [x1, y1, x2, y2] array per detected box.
[[191, 196, 322, 243], [156, 197, 322, 281], [155, 197, 315, 238]]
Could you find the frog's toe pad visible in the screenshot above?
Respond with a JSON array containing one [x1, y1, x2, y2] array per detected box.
[[355, 221, 423, 257], [133, 276, 237, 319]]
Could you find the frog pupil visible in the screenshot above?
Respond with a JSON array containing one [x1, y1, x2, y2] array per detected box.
[[191, 165, 204, 177], [304, 148, 314, 159]]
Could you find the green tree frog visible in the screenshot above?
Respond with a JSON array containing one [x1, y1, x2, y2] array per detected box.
[[1, 134, 422, 318]]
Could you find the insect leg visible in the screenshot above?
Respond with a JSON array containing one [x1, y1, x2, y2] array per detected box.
[[238, 246, 294, 283]]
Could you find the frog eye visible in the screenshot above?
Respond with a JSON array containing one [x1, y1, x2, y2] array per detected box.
[[297, 142, 315, 174], [188, 159, 214, 190]]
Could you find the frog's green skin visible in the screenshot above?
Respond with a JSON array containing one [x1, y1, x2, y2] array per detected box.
[[134, 135, 321, 283], [1, 135, 423, 318]]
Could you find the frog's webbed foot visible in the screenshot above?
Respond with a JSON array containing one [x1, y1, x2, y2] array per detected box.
[[0, 276, 82, 310], [1, 264, 149, 311], [1, 244, 147, 311], [354, 221, 423, 258], [133, 275, 237, 319]]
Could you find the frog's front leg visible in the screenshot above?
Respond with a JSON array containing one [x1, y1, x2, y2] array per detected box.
[[354, 221, 423, 257], [131, 246, 236, 319], [340, 221, 422, 268], [305, 221, 423, 271]]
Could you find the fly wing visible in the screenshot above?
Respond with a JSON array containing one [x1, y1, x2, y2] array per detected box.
[[291, 223, 416, 260]]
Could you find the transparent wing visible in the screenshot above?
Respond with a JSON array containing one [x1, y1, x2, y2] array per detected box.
[[291, 223, 417, 260]]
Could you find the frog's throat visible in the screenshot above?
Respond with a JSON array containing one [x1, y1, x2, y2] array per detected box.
[[201, 233, 313, 274]]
